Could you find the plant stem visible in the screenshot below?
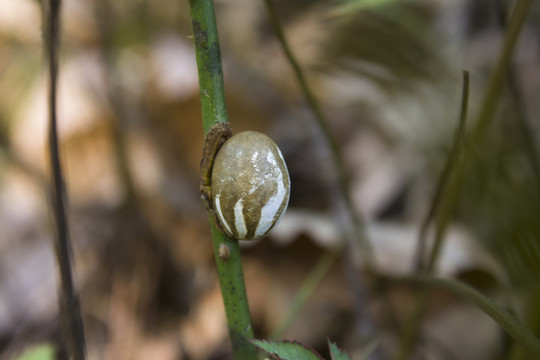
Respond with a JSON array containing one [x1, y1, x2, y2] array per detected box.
[[44, 0, 86, 359], [209, 228, 258, 358], [262, 2, 392, 352], [382, 274, 540, 357], [426, 70, 469, 273], [94, 0, 139, 210], [414, 70, 469, 272], [508, 68, 540, 196], [469, 0, 533, 144], [494, 0, 540, 198], [395, 71, 470, 360], [262, 0, 375, 272], [188, 1, 257, 358], [396, 0, 532, 358], [263, 2, 386, 350], [189, 0, 229, 132], [271, 250, 340, 339]]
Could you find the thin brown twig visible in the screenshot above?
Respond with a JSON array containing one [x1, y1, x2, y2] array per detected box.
[[45, 0, 86, 358]]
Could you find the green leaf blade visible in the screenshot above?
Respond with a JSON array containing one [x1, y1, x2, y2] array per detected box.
[[328, 339, 352, 360], [251, 339, 325, 360], [15, 344, 55, 360]]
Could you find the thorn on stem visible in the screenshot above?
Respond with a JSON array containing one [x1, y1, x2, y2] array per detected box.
[[219, 244, 231, 262]]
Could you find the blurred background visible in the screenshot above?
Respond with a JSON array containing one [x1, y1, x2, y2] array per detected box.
[[1, 0, 540, 359]]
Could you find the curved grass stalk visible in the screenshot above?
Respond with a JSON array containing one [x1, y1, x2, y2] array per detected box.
[[382, 274, 540, 357]]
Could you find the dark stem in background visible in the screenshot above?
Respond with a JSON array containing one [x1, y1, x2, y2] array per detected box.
[[188, 0, 258, 358], [45, 0, 86, 359], [262, 0, 375, 272], [94, 0, 140, 208], [262, 1, 390, 350]]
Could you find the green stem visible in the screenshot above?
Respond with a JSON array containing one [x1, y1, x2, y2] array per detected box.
[[395, 71, 470, 360], [271, 250, 340, 339], [383, 275, 540, 357], [262, 0, 375, 272], [188, 1, 257, 358], [189, 0, 228, 132], [498, 0, 540, 198], [426, 70, 470, 273], [414, 70, 470, 272], [396, 0, 533, 358], [209, 225, 257, 359], [508, 69, 540, 197], [509, 291, 540, 360], [470, 0, 533, 143]]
